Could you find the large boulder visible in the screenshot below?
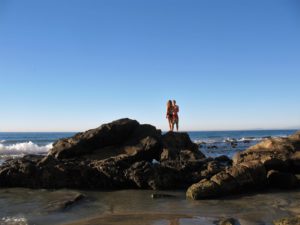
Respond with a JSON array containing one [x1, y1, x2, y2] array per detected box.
[[233, 131, 300, 166], [186, 160, 267, 199], [160, 132, 205, 161], [48, 118, 162, 160]]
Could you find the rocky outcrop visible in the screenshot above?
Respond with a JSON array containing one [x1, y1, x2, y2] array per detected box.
[[0, 118, 224, 190], [186, 160, 267, 199], [49, 118, 161, 160], [160, 132, 205, 161], [186, 131, 300, 200], [233, 132, 300, 166], [2, 118, 298, 200]]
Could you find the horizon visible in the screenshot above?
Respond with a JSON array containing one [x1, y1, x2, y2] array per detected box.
[[0, 121, 299, 133], [1, 0, 300, 132]]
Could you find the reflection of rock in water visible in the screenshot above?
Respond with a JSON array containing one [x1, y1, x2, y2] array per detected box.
[[1, 188, 300, 225], [44, 192, 85, 212]]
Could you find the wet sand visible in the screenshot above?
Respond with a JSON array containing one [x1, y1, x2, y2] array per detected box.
[[1, 188, 300, 225]]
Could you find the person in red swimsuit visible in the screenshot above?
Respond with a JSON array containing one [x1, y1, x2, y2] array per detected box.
[[172, 100, 179, 131], [166, 100, 173, 131]]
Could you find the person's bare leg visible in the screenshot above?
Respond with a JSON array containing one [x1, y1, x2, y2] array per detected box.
[[168, 119, 172, 131]]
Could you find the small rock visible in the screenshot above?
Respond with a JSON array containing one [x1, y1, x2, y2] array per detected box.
[[151, 193, 176, 199], [218, 217, 240, 225], [44, 192, 85, 212]]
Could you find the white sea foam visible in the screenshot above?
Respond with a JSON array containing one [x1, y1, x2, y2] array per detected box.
[[0, 142, 52, 156], [0, 140, 5, 143], [1, 216, 28, 225], [238, 137, 262, 142]]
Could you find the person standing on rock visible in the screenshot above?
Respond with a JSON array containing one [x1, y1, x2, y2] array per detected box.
[[166, 100, 174, 131], [172, 100, 179, 131]]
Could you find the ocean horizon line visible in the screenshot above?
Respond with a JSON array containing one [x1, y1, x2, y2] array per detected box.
[[0, 128, 299, 133]]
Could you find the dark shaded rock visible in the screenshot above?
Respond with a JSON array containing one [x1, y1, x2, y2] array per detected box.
[[123, 136, 162, 162], [125, 161, 154, 188], [148, 165, 183, 190], [49, 118, 140, 159], [207, 145, 218, 149], [207, 161, 223, 174], [44, 192, 85, 212], [197, 141, 206, 148], [239, 161, 267, 188], [210, 171, 239, 194], [186, 161, 267, 199], [124, 158, 225, 190], [162, 132, 199, 152], [186, 179, 221, 199], [290, 151, 300, 173], [160, 132, 205, 161], [215, 155, 232, 166], [218, 218, 240, 225], [49, 119, 162, 161], [263, 158, 290, 172], [267, 170, 298, 189], [273, 216, 300, 225]]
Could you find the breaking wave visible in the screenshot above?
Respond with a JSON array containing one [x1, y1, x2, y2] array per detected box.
[[0, 216, 28, 225], [0, 142, 52, 156]]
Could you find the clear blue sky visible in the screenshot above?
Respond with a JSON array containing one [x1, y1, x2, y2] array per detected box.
[[0, 0, 300, 132]]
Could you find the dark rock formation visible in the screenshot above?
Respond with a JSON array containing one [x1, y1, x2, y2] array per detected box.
[[187, 160, 267, 199], [49, 118, 161, 160], [2, 118, 298, 200], [0, 118, 218, 190], [233, 131, 300, 166], [186, 131, 300, 200], [160, 132, 204, 161]]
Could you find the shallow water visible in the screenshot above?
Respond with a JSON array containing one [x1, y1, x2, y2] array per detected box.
[[0, 188, 299, 225]]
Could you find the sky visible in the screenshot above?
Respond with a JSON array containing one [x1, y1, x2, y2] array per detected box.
[[0, 0, 300, 132]]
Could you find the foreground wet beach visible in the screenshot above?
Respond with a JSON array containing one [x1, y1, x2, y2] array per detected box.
[[1, 188, 300, 225]]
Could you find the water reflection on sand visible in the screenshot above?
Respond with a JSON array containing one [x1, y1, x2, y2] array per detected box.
[[0, 188, 299, 225]]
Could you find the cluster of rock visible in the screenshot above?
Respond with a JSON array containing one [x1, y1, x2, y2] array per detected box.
[[187, 131, 300, 199], [0, 119, 230, 190], [0, 118, 299, 203]]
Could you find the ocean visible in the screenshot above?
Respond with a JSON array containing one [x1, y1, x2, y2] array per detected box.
[[0, 130, 297, 164]]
